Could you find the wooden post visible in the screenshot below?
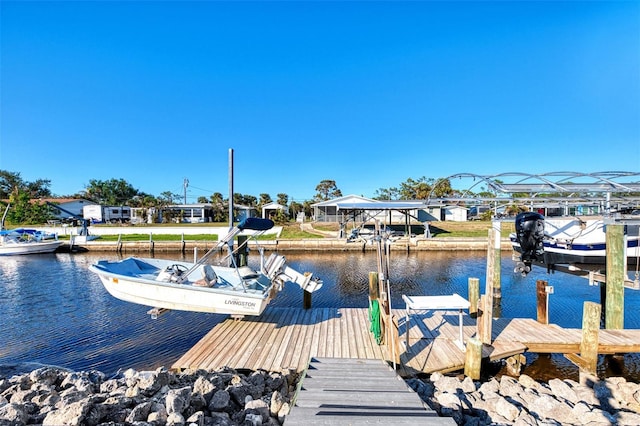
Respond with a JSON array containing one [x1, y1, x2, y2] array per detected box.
[[476, 295, 485, 341], [149, 233, 154, 253], [482, 295, 492, 344], [369, 272, 380, 302], [477, 295, 492, 345], [181, 233, 185, 253], [468, 277, 480, 318], [390, 315, 401, 367], [491, 221, 502, 300], [485, 228, 496, 305], [303, 290, 312, 309], [237, 235, 248, 267], [536, 280, 549, 324], [481, 228, 495, 344], [605, 224, 625, 329], [464, 337, 483, 380], [581, 301, 601, 375]]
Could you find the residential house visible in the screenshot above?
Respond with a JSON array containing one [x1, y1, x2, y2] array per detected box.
[[262, 202, 288, 220]]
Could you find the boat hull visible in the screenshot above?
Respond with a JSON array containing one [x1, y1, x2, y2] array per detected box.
[[89, 257, 275, 316], [0, 240, 63, 256], [511, 215, 640, 274]]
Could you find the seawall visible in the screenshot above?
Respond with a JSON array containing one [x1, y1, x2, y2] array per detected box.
[[62, 237, 513, 253]]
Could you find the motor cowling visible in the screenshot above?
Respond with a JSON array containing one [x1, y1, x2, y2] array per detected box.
[[514, 212, 545, 276]]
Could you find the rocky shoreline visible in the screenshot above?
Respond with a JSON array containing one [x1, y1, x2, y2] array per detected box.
[[2, 363, 640, 425]]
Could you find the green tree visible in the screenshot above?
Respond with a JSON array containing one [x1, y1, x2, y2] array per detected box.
[[0, 170, 51, 199], [303, 200, 314, 219], [5, 189, 52, 225], [272, 208, 288, 224], [209, 192, 227, 222], [158, 191, 178, 205], [314, 179, 342, 201], [233, 193, 257, 207], [277, 193, 289, 206], [373, 187, 400, 200], [0, 170, 23, 199], [430, 177, 454, 198], [289, 200, 303, 220], [83, 178, 139, 205], [259, 193, 272, 205]]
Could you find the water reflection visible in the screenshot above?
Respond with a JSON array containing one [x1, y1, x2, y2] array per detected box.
[[1, 250, 639, 381]]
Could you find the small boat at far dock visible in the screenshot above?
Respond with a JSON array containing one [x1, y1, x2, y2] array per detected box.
[[89, 218, 323, 318], [0, 203, 63, 255], [0, 228, 63, 255]]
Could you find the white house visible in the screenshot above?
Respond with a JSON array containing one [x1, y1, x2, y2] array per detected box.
[[262, 202, 288, 220], [443, 205, 468, 222], [44, 198, 98, 222]]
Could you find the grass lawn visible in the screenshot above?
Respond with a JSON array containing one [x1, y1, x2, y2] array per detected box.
[[55, 220, 515, 241]]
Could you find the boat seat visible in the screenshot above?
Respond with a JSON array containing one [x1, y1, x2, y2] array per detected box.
[[238, 266, 260, 280], [194, 264, 218, 287]]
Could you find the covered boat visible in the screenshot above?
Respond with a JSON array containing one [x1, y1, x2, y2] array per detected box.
[[0, 228, 63, 255], [89, 218, 322, 317]]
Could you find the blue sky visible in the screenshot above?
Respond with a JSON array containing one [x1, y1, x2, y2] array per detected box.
[[1, 1, 639, 203]]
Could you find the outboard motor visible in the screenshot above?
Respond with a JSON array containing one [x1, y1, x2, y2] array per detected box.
[[514, 212, 545, 276]]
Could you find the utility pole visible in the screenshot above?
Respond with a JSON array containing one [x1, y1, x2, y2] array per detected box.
[[183, 178, 189, 204]]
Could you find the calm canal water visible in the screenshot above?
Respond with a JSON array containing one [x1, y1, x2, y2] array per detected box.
[[1, 250, 639, 381]]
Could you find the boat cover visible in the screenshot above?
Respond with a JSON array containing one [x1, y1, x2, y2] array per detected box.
[[237, 217, 274, 231]]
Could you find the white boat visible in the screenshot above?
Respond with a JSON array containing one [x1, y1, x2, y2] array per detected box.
[[89, 218, 322, 317], [0, 228, 64, 255], [511, 212, 640, 276]]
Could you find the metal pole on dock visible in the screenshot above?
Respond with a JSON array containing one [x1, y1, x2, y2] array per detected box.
[[228, 148, 234, 266]]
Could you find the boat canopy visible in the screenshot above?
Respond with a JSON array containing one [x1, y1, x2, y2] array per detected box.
[[237, 217, 274, 231], [0, 228, 38, 236]]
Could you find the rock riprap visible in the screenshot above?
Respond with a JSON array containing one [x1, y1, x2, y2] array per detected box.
[[0, 365, 298, 425], [407, 371, 640, 425], [3, 364, 640, 425]]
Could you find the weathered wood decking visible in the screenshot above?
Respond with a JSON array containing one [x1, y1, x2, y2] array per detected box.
[[171, 306, 640, 377], [172, 307, 386, 374], [285, 357, 455, 425]]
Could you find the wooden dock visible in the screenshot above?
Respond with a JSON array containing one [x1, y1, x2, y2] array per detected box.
[[172, 306, 640, 377], [172, 307, 386, 374], [285, 357, 454, 425]]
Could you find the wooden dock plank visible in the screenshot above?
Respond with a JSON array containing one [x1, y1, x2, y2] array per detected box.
[[231, 310, 279, 368], [222, 316, 268, 369], [285, 308, 314, 369], [357, 307, 377, 359], [256, 307, 298, 371], [270, 308, 303, 371], [237, 309, 282, 369], [186, 316, 237, 368], [307, 308, 324, 362]]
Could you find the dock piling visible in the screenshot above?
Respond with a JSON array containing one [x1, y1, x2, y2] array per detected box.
[[536, 280, 549, 324], [468, 277, 479, 318]]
